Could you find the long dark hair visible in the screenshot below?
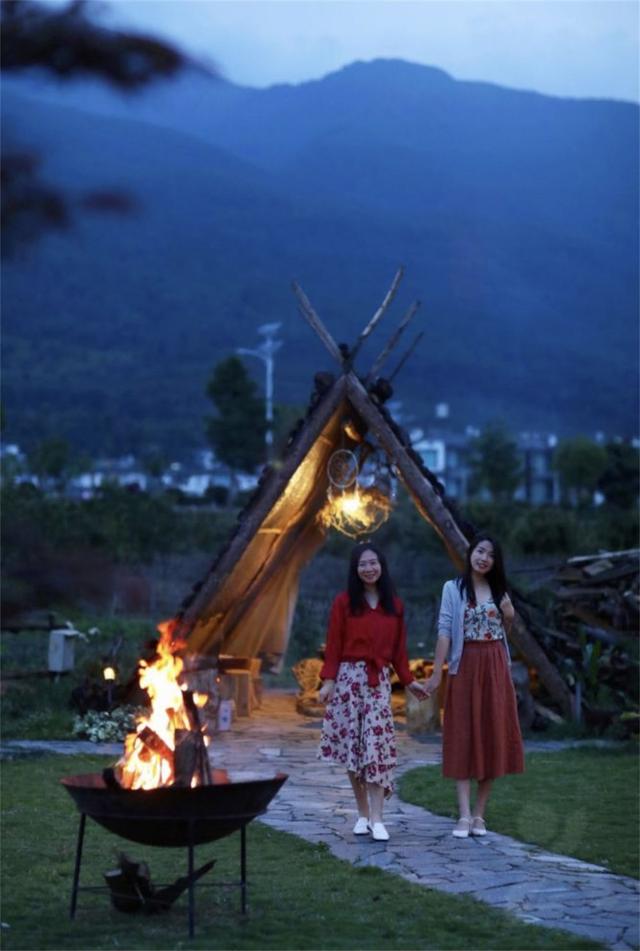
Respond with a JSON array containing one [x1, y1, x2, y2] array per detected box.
[[347, 542, 398, 615], [458, 532, 508, 616]]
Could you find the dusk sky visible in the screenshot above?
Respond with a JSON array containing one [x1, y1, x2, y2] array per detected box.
[[94, 0, 640, 102]]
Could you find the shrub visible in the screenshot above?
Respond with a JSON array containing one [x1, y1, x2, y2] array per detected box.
[[72, 706, 139, 743], [510, 506, 577, 554]]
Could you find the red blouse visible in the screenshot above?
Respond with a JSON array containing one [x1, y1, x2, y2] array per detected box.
[[320, 591, 414, 687]]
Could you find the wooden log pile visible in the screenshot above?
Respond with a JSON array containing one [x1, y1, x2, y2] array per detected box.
[[514, 548, 639, 731], [104, 852, 215, 914]]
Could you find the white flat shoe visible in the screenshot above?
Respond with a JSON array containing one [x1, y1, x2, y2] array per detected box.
[[353, 817, 370, 835], [471, 817, 487, 836], [370, 822, 389, 841], [452, 817, 472, 838]]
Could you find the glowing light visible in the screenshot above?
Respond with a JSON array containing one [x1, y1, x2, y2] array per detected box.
[[102, 666, 117, 682], [317, 484, 393, 538], [341, 491, 362, 515]]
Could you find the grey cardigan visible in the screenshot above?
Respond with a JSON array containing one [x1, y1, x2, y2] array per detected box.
[[437, 579, 511, 675]]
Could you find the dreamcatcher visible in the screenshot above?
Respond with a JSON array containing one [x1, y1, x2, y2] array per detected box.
[[318, 447, 394, 538], [326, 449, 359, 489]]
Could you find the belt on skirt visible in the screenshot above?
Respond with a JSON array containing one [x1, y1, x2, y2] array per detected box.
[[341, 655, 388, 687]]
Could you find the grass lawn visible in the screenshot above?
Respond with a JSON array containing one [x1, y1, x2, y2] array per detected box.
[[399, 746, 639, 879], [0, 616, 153, 740], [0, 755, 602, 951]]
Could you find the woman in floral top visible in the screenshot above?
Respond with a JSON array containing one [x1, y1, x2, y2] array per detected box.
[[425, 533, 524, 838], [317, 542, 426, 842]]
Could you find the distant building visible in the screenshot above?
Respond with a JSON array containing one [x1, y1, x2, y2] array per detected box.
[[411, 417, 561, 504], [412, 430, 471, 500], [515, 433, 561, 505]]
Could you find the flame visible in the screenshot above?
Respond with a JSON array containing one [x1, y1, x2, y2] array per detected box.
[[115, 620, 209, 790]]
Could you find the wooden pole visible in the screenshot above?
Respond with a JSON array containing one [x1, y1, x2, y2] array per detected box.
[[347, 266, 404, 367], [345, 372, 468, 567], [366, 299, 421, 384], [291, 281, 344, 365], [389, 331, 424, 382]]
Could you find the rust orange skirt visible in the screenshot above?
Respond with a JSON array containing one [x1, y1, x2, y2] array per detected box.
[[442, 640, 524, 781]]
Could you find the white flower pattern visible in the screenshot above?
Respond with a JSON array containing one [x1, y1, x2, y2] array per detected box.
[[463, 600, 505, 642], [318, 661, 396, 796]]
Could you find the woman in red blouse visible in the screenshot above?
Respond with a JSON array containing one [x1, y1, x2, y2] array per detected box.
[[318, 542, 426, 841]]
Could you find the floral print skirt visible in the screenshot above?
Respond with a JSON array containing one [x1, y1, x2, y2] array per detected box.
[[318, 661, 397, 796]]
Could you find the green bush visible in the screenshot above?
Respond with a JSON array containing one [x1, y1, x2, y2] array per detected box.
[[510, 506, 577, 554], [461, 500, 522, 544], [72, 706, 139, 743]]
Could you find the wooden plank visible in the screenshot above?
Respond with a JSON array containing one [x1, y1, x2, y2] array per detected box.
[[555, 586, 621, 600], [576, 564, 637, 585], [567, 548, 640, 564]]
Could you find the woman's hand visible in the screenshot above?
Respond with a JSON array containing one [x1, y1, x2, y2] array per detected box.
[[407, 680, 427, 701], [423, 671, 442, 698], [500, 593, 515, 629], [318, 679, 335, 703]]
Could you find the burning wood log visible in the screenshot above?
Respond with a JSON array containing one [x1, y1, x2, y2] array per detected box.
[[180, 689, 213, 785], [173, 729, 201, 786], [174, 728, 212, 787], [136, 726, 173, 764]]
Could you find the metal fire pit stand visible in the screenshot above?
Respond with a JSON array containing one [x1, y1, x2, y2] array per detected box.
[[69, 811, 256, 938]]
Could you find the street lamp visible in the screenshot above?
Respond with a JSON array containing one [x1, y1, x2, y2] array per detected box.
[[237, 322, 282, 460]]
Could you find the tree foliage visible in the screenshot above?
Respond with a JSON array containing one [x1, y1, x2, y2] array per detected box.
[[205, 356, 267, 472], [598, 441, 640, 509], [1, 0, 185, 86], [468, 422, 521, 502], [1, 0, 191, 253], [28, 436, 73, 489], [553, 437, 608, 505]]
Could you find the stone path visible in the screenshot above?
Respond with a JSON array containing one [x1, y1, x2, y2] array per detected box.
[[3, 691, 638, 950]]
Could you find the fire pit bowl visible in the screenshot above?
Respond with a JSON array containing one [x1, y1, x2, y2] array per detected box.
[[61, 770, 288, 847]]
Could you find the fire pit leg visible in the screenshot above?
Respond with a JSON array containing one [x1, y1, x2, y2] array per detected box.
[[240, 824, 247, 915], [70, 812, 86, 919]]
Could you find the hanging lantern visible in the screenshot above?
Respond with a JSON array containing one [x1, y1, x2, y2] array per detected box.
[[318, 449, 394, 538]]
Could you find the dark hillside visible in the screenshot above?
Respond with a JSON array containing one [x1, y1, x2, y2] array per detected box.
[[2, 59, 638, 453]]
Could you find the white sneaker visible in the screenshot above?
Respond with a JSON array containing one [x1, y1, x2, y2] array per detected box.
[[370, 822, 389, 841], [353, 816, 370, 835]]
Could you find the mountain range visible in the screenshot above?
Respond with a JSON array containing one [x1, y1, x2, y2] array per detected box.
[[2, 58, 638, 455]]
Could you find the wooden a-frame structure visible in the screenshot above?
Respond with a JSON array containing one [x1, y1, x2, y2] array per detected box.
[[176, 269, 572, 716]]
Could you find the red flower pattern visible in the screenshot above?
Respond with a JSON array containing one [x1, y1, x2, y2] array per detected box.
[[318, 660, 396, 796], [464, 601, 504, 642]]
